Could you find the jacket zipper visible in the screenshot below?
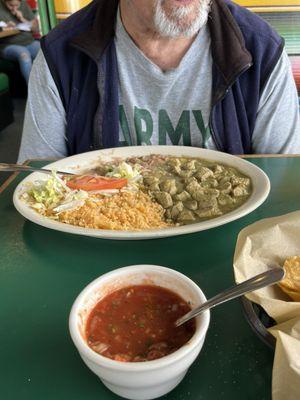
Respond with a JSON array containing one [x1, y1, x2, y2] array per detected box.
[[70, 43, 103, 150], [209, 62, 253, 152]]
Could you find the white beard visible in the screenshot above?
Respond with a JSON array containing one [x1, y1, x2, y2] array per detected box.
[[154, 0, 211, 38]]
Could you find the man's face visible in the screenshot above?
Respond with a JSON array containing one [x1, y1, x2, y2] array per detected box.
[[124, 0, 211, 38]]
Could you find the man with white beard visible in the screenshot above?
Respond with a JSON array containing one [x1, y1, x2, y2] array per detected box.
[[18, 0, 300, 161]]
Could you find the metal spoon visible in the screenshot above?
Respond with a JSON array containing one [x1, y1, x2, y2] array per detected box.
[[175, 267, 285, 327], [0, 163, 74, 176]]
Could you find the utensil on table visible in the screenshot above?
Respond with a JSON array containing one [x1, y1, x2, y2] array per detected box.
[[0, 163, 74, 175], [175, 268, 285, 327]]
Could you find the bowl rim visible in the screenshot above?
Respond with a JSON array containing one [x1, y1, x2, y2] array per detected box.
[[69, 264, 210, 371], [240, 296, 276, 350]]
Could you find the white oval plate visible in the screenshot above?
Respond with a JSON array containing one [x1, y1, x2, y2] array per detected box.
[[13, 146, 270, 240]]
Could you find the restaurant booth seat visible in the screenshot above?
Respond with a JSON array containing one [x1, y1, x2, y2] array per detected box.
[[0, 57, 27, 98], [0, 72, 14, 131]]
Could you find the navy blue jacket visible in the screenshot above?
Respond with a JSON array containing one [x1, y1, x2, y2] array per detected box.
[[41, 0, 284, 155]]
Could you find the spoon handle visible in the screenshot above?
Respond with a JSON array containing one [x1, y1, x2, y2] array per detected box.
[[0, 163, 74, 175], [175, 267, 285, 327]]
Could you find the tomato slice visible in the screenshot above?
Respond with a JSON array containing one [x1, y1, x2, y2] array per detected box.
[[66, 175, 128, 191]]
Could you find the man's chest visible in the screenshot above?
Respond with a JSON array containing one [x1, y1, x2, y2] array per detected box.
[[117, 64, 213, 148]]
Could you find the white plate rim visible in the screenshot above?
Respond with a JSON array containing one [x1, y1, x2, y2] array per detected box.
[[13, 146, 270, 240]]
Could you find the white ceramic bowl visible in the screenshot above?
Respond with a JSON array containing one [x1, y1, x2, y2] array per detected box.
[[69, 265, 210, 400]]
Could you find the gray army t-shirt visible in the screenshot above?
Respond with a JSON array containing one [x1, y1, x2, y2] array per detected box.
[[115, 10, 214, 148], [18, 13, 300, 162]]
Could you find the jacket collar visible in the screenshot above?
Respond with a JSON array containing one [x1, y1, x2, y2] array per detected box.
[[208, 0, 252, 86], [71, 0, 252, 79], [70, 0, 119, 61]]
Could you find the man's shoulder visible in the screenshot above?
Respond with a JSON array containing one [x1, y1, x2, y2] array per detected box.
[[224, 0, 282, 45], [43, 0, 99, 47]]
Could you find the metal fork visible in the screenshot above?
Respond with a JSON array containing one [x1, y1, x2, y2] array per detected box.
[[0, 163, 74, 175]]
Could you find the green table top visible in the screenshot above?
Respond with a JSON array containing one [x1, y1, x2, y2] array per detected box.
[[1, 156, 300, 400]]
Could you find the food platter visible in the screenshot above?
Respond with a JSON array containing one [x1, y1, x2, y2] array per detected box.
[[13, 146, 270, 240]]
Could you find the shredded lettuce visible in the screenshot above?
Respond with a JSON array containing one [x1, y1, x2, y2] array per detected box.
[[21, 164, 143, 215], [21, 171, 88, 214], [106, 162, 142, 183]]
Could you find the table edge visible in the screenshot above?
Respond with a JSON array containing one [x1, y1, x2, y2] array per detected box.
[[0, 29, 20, 38], [0, 158, 59, 194]]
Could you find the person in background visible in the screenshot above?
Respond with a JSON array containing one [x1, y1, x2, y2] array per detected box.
[[0, 0, 40, 83], [18, 0, 300, 162]]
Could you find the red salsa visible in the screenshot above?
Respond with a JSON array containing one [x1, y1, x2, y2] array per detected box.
[[86, 285, 196, 362]]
